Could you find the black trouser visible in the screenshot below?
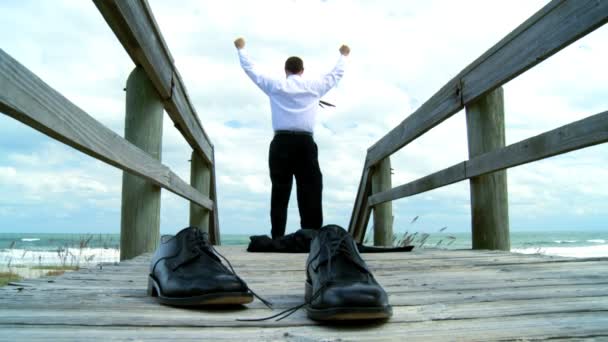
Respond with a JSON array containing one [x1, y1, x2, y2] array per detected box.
[[269, 133, 323, 239]]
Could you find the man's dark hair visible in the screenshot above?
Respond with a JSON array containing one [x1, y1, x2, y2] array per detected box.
[[284, 56, 304, 74]]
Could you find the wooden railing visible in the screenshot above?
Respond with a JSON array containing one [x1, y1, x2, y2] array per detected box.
[[0, 0, 219, 260], [349, 0, 608, 250]]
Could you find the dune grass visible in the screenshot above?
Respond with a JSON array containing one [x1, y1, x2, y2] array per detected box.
[[0, 271, 21, 286], [31, 265, 80, 277]]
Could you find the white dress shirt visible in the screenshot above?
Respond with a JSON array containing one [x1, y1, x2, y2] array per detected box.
[[238, 49, 345, 133]]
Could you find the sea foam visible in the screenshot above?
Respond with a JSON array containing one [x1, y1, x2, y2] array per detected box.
[[0, 247, 119, 266], [513, 244, 608, 258]]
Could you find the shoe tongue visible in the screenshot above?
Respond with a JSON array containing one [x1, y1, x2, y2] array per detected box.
[[314, 229, 369, 274]]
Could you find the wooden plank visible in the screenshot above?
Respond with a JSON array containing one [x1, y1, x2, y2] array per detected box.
[[0, 49, 213, 211], [2, 248, 607, 341], [466, 110, 608, 177], [369, 110, 608, 205], [2, 296, 607, 327], [462, 0, 608, 103], [4, 277, 605, 311], [1, 312, 607, 341], [366, 79, 462, 168], [369, 162, 465, 206], [94, 0, 214, 164], [164, 71, 214, 164], [208, 147, 221, 245], [466, 87, 509, 251], [347, 165, 372, 241], [93, 0, 173, 99], [365, 0, 608, 168]]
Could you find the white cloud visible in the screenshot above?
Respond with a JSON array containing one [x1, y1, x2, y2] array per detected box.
[[1, 0, 607, 234]]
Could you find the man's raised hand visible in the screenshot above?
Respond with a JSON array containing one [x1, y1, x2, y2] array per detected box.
[[339, 44, 350, 56], [234, 37, 245, 50]]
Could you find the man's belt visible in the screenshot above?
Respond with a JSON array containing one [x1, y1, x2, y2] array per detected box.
[[274, 130, 313, 136]]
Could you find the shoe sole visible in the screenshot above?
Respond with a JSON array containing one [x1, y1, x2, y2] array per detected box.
[[305, 281, 392, 321], [148, 275, 254, 306]]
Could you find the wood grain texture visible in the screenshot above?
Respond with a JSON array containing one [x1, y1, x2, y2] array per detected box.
[[164, 71, 214, 164], [120, 66, 163, 260], [189, 150, 211, 234], [1, 247, 607, 341], [466, 110, 608, 177], [94, 0, 173, 99], [348, 165, 372, 242], [368, 162, 466, 206], [368, 110, 608, 205], [208, 147, 221, 245], [366, 79, 462, 168], [365, 0, 608, 169], [94, 0, 214, 164], [466, 88, 509, 251], [461, 0, 608, 104], [371, 157, 393, 246], [352, 1, 608, 240], [0, 49, 213, 211]]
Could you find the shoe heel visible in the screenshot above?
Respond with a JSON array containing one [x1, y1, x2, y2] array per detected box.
[[147, 276, 158, 297]]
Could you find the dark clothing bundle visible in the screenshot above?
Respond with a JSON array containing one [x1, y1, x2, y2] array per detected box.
[[247, 226, 414, 254]]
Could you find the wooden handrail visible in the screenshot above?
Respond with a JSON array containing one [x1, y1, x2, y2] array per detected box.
[[94, 0, 214, 165], [350, 0, 608, 240], [368, 110, 608, 206], [366, 0, 608, 168], [0, 49, 213, 211]]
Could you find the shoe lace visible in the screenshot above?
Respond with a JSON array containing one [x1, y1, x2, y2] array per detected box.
[[238, 232, 359, 322], [192, 229, 273, 309]]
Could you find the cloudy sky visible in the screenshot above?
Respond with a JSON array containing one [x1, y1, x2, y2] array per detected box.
[[0, 0, 606, 238]]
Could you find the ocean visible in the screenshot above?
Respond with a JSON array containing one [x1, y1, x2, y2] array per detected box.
[[1, 230, 607, 271]]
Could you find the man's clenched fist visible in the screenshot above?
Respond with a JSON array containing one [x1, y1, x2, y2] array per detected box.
[[339, 44, 350, 56], [234, 37, 245, 49]]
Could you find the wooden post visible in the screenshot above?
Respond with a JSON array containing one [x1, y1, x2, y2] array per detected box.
[[208, 147, 221, 245], [190, 150, 211, 234], [120, 66, 163, 261], [371, 157, 393, 246], [466, 87, 510, 251]]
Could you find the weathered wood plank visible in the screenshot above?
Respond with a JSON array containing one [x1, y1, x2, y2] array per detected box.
[[1, 312, 607, 341], [208, 147, 221, 245], [466, 110, 608, 177], [368, 163, 465, 206], [0, 49, 213, 211], [371, 157, 393, 246], [4, 277, 606, 312], [0, 246, 608, 341], [348, 166, 372, 241], [369, 110, 608, 205], [164, 71, 214, 163], [353, 0, 608, 244], [189, 150, 210, 233], [366, 78, 462, 168], [2, 296, 607, 327], [94, 0, 214, 164], [2, 248, 607, 340], [466, 87, 509, 251], [120, 66, 163, 260], [461, 0, 608, 103], [365, 0, 608, 170], [93, 0, 173, 99]]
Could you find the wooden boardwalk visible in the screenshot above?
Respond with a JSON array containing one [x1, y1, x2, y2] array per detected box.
[[1, 246, 607, 341]]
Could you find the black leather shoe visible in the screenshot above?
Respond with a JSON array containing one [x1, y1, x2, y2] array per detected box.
[[305, 225, 392, 321], [148, 226, 254, 306]]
